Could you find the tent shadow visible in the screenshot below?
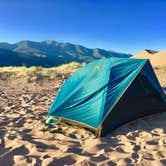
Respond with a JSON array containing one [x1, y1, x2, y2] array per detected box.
[[81, 112, 166, 162], [102, 111, 166, 139], [112, 112, 166, 135]]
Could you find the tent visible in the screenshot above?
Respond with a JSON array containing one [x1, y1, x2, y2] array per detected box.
[[48, 58, 166, 137]]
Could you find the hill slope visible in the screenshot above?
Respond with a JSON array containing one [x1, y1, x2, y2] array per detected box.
[[0, 40, 132, 67], [133, 49, 166, 67]]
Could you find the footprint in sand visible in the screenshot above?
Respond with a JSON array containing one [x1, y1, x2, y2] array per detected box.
[[0, 145, 29, 165], [145, 139, 160, 150], [47, 155, 77, 166], [156, 150, 166, 159]]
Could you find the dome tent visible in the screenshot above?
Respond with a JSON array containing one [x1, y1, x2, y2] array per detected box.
[[48, 58, 166, 137]]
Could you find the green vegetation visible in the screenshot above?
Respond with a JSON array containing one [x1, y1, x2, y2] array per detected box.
[[0, 62, 84, 74], [0, 62, 85, 81], [1, 63, 166, 75]]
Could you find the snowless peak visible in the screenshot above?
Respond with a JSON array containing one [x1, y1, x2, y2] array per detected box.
[[145, 49, 158, 54], [43, 40, 57, 45]]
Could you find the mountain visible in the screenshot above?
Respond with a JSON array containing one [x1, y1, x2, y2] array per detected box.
[[0, 48, 53, 67], [133, 49, 166, 67], [0, 40, 132, 67]]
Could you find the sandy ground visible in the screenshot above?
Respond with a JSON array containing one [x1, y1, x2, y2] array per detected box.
[[0, 68, 166, 166]]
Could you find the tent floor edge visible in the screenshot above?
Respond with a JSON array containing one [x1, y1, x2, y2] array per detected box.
[[95, 125, 102, 138], [56, 116, 97, 135]]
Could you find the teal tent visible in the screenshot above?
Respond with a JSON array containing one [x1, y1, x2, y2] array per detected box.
[[48, 58, 166, 137]]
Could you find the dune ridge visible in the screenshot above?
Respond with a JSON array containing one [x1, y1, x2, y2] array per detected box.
[[133, 49, 166, 67]]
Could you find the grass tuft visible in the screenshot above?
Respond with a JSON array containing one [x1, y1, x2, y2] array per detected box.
[[0, 62, 84, 74]]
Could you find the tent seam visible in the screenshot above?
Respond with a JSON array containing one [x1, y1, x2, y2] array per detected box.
[[97, 59, 148, 130]]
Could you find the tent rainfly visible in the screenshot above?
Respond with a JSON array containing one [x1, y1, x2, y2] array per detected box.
[[48, 58, 166, 137]]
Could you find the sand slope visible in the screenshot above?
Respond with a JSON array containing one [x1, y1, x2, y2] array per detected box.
[[0, 68, 166, 166], [133, 50, 166, 67]]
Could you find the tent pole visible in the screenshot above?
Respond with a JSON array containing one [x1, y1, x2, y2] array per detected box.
[[96, 125, 102, 137]]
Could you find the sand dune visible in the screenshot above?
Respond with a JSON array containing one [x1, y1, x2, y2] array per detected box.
[[133, 49, 166, 67], [0, 68, 166, 166]]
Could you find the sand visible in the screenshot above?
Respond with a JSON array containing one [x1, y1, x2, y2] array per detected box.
[[133, 50, 166, 67], [0, 68, 166, 166]]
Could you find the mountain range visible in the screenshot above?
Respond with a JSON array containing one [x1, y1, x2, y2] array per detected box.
[[0, 40, 132, 67]]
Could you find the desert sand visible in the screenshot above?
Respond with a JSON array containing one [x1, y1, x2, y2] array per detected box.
[[0, 65, 166, 166], [133, 49, 166, 67]]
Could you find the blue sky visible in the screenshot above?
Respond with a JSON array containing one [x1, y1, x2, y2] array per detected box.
[[0, 0, 166, 54]]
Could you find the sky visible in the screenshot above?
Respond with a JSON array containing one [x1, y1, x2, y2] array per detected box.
[[0, 0, 166, 54]]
